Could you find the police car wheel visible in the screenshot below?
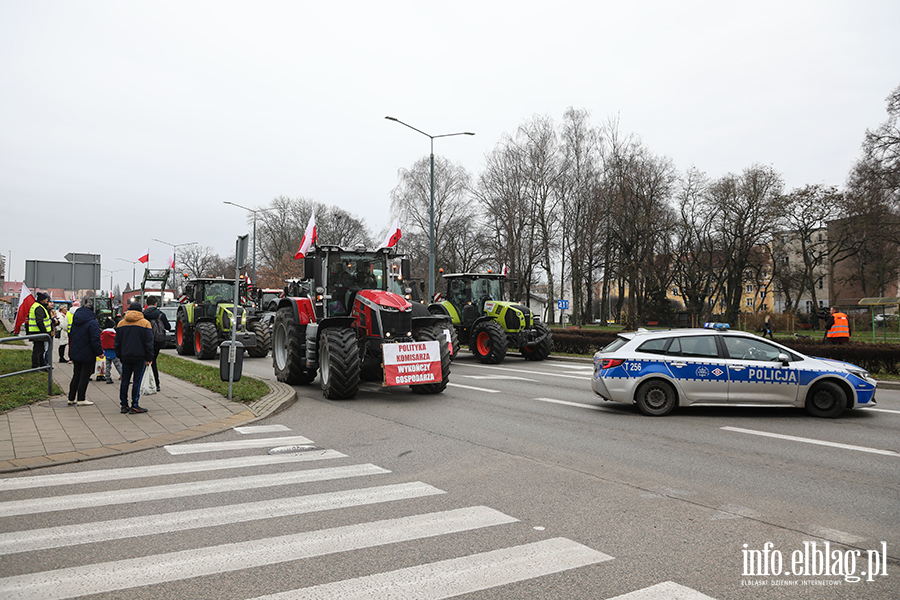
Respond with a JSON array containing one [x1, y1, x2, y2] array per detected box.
[[805, 381, 846, 418], [636, 380, 677, 416]]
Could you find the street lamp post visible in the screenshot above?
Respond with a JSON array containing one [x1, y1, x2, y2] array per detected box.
[[223, 202, 276, 285], [152, 239, 198, 294], [102, 268, 126, 292], [385, 116, 474, 301], [116, 258, 140, 290]]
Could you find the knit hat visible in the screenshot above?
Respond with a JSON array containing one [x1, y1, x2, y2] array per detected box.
[[36, 292, 50, 302], [129, 302, 143, 312]]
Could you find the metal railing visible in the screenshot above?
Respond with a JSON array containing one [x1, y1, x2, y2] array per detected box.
[[0, 333, 54, 394]]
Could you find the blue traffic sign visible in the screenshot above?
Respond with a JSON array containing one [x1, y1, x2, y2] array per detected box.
[[557, 299, 569, 310]]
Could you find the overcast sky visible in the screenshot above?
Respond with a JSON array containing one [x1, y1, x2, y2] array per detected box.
[[2, 1, 898, 292]]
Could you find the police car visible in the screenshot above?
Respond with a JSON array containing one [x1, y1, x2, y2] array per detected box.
[[591, 325, 876, 417]]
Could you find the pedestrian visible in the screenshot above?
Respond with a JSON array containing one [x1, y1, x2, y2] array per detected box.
[[67, 297, 102, 406], [115, 302, 154, 414], [762, 314, 774, 340], [100, 318, 123, 384], [27, 292, 53, 368], [824, 306, 851, 344], [142, 296, 170, 392], [56, 304, 70, 362], [46, 300, 60, 366]]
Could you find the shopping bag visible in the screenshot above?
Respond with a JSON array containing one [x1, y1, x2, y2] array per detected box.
[[95, 356, 106, 380], [140, 367, 157, 396]]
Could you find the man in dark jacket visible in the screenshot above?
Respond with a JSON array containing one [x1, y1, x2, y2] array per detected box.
[[67, 297, 103, 406], [143, 296, 170, 393], [115, 302, 154, 414]]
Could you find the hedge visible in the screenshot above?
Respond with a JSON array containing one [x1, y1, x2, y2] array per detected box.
[[550, 328, 900, 374]]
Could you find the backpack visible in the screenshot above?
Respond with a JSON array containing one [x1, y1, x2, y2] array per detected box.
[[151, 316, 166, 345]]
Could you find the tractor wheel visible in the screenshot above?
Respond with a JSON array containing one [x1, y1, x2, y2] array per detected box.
[[272, 307, 315, 385], [521, 321, 552, 361], [175, 315, 194, 356], [470, 320, 508, 364], [410, 324, 450, 394], [320, 327, 360, 400], [194, 321, 218, 359], [246, 319, 270, 358]]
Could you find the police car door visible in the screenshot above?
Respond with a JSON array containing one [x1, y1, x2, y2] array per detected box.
[[664, 335, 729, 403], [721, 336, 800, 404]]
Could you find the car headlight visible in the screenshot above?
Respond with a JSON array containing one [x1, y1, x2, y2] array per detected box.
[[847, 368, 870, 380]]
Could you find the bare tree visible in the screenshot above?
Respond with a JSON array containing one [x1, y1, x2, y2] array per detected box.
[[475, 136, 540, 306], [390, 155, 475, 290], [179, 245, 222, 279], [706, 164, 784, 323], [602, 128, 677, 330], [558, 108, 604, 325]]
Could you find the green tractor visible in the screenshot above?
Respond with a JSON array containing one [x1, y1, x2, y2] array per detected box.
[[174, 277, 269, 359], [429, 272, 552, 364]]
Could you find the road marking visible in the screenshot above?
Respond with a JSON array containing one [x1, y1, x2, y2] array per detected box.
[[447, 383, 501, 393], [250, 538, 613, 600], [0, 464, 389, 517], [0, 482, 445, 555], [861, 407, 900, 414], [234, 424, 292, 434], [0, 507, 518, 600], [533, 397, 604, 411], [0, 451, 346, 491], [164, 434, 314, 454], [721, 426, 900, 457], [557, 363, 594, 370], [607, 581, 718, 599], [463, 375, 537, 382], [457, 363, 589, 381]]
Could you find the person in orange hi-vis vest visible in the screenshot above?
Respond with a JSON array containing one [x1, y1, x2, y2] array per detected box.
[[824, 306, 850, 343]]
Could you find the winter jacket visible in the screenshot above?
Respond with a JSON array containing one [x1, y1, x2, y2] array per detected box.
[[143, 306, 170, 348], [68, 307, 103, 363], [101, 328, 116, 350], [115, 310, 154, 363], [56, 310, 69, 345]]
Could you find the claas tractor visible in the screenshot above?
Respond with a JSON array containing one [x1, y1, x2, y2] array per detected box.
[[272, 245, 450, 399], [175, 277, 270, 359], [429, 272, 552, 364]]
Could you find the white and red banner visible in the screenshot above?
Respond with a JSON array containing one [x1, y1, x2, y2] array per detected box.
[[168, 251, 175, 269], [138, 248, 150, 264], [377, 217, 402, 249], [382, 340, 442, 387], [294, 211, 317, 259], [13, 283, 35, 334]]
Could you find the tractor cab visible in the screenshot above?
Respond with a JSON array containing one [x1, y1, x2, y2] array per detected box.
[[442, 273, 505, 327]]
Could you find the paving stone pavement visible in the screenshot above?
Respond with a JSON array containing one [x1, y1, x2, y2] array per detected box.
[[0, 342, 296, 473]]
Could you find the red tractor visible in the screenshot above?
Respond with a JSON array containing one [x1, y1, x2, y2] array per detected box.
[[272, 245, 450, 399]]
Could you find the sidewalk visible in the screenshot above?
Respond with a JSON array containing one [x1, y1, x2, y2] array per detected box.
[[0, 344, 296, 473]]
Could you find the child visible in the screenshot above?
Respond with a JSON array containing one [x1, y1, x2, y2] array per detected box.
[[100, 318, 123, 384]]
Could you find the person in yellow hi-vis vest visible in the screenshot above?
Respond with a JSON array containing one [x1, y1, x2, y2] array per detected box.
[[824, 306, 850, 344], [27, 292, 52, 368]]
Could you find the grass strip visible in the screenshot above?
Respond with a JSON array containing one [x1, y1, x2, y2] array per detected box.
[[157, 353, 269, 402], [0, 350, 65, 412]]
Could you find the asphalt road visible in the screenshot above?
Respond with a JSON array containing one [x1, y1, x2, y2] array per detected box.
[[1, 349, 897, 599]]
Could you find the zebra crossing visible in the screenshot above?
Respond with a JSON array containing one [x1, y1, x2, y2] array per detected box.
[[0, 424, 714, 599]]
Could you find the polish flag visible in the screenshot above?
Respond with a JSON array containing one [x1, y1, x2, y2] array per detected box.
[[168, 251, 175, 269], [294, 211, 317, 259], [138, 248, 150, 264], [13, 284, 36, 335], [501, 263, 509, 276], [377, 217, 402, 249]]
